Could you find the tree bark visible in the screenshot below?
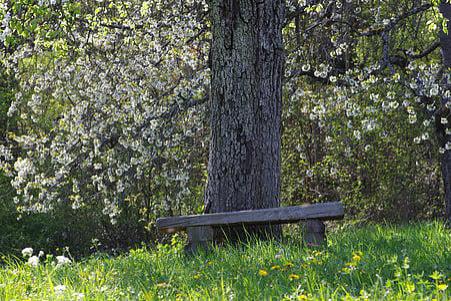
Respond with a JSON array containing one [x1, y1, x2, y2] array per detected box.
[[439, 2, 451, 224], [205, 0, 285, 240]]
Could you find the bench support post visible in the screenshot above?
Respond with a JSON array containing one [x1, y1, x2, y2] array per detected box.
[[302, 219, 326, 246], [185, 226, 214, 253]]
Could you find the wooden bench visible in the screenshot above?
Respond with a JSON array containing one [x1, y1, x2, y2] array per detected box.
[[156, 201, 344, 252]]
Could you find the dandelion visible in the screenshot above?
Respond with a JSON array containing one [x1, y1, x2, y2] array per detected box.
[[27, 256, 39, 267], [258, 269, 269, 277], [437, 283, 448, 291], [284, 262, 294, 268], [297, 294, 308, 301], [352, 253, 362, 262], [289, 274, 300, 280], [271, 265, 281, 270], [22, 248, 33, 257]]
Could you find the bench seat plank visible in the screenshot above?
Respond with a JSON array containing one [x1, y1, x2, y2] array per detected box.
[[156, 201, 343, 232]]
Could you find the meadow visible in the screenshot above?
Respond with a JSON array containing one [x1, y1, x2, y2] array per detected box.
[[0, 222, 449, 300]]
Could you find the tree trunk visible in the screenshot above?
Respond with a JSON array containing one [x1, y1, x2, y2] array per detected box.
[[205, 0, 285, 241], [439, 2, 451, 224]]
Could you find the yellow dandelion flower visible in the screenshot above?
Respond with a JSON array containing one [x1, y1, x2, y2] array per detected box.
[[289, 274, 300, 280], [297, 294, 308, 300], [437, 283, 448, 291], [284, 262, 294, 268], [352, 254, 361, 262], [258, 269, 269, 277], [271, 265, 281, 270]]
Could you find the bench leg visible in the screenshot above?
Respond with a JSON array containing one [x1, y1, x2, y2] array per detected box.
[[302, 220, 326, 246], [185, 226, 214, 254]]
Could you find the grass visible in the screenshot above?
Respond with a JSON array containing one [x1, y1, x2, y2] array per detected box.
[[0, 221, 450, 300]]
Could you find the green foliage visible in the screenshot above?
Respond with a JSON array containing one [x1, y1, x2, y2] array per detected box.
[[0, 222, 449, 300]]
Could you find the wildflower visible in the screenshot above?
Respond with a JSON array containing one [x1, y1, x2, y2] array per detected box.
[[437, 283, 448, 291], [38, 250, 44, 257], [352, 251, 363, 262], [441, 118, 448, 125], [73, 292, 84, 300], [156, 282, 168, 288], [56, 255, 71, 266], [22, 247, 33, 258], [54, 285, 66, 295], [284, 262, 294, 268], [27, 256, 39, 267], [258, 269, 269, 277], [297, 294, 308, 300], [271, 265, 281, 270], [289, 274, 300, 280], [193, 273, 201, 280]]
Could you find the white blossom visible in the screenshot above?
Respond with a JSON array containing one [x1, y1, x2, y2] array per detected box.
[[56, 255, 71, 266], [27, 256, 39, 267], [21, 247, 33, 258]]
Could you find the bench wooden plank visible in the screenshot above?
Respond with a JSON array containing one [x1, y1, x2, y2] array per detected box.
[[156, 201, 343, 232]]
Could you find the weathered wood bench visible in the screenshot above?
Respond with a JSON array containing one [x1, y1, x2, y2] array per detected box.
[[156, 201, 344, 252]]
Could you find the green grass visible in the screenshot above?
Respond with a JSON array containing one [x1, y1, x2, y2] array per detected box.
[[0, 222, 450, 300]]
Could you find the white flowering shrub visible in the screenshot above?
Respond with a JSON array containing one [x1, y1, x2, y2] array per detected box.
[[0, 0, 210, 227], [281, 0, 449, 219]]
